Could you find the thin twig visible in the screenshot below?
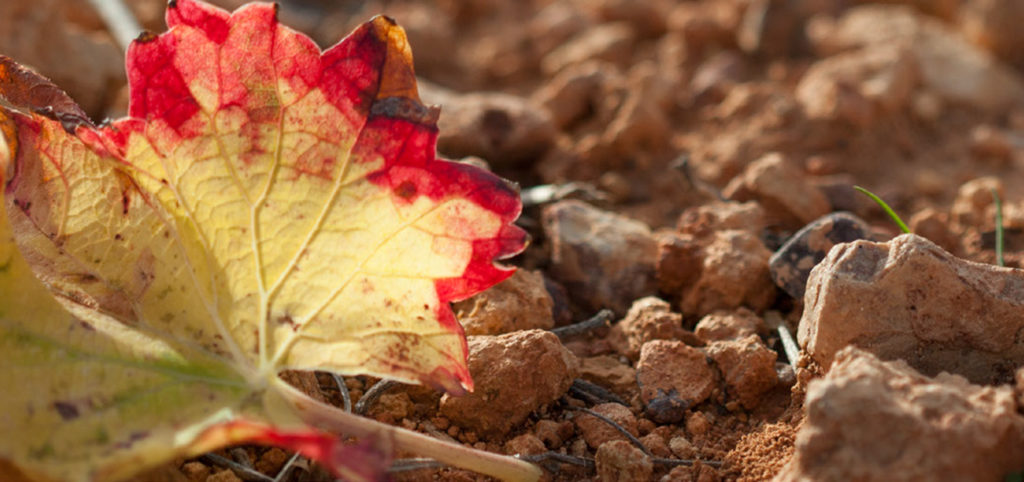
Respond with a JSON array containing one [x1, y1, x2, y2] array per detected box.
[[86, 0, 142, 51], [765, 311, 799, 367], [331, 373, 353, 413], [570, 378, 626, 405], [671, 154, 726, 201], [521, 452, 595, 470], [273, 452, 302, 482], [551, 309, 615, 340], [420, 419, 459, 443], [229, 447, 254, 468], [566, 406, 651, 456], [200, 453, 274, 482], [354, 379, 397, 415]]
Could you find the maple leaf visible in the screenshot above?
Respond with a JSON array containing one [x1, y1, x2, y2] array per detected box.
[[0, 1, 530, 481]]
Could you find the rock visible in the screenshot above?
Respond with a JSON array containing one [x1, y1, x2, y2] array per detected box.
[[777, 347, 1024, 482], [425, 87, 555, 169], [960, 0, 1024, 70], [951, 176, 1003, 232], [690, 51, 749, 105], [528, 2, 596, 57], [453, 269, 554, 335], [207, 469, 243, 482], [969, 124, 1014, 164], [799, 234, 1024, 384], [534, 419, 575, 449], [658, 230, 776, 317], [736, 0, 802, 57], [769, 212, 874, 299], [543, 201, 659, 314], [440, 330, 579, 436], [795, 46, 918, 127], [587, 0, 670, 38], [180, 461, 210, 481], [706, 335, 778, 410], [908, 207, 962, 256], [541, 22, 636, 75], [668, 435, 696, 459], [575, 402, 639, 449], [723, 153, 831, 229], [579, 355, 638, 399], [596, 440, 653, 482], [655, 232, 702, 298], [677, 201, 766, 238], [640, 432, 672, 458], [807, 5, 1024, 112], [686, 411, 712, 437], [666, 1, 742, 56], [602, 64, 673, 156], [694, 308, 767, 343], [366, 392, 412, 425], [637, 341, 716, 423], [532, 61, 617, 130], [504, 433, 547, 456], [609, 297, 686, 360]]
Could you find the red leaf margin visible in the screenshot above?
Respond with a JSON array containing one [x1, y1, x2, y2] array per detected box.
[[99, 0, 527, 392], [190, 419, 391, 482]]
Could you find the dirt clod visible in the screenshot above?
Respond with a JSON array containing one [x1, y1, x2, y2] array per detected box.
[[609, 296, 686, 360], [693, 308, 767, 343], [453, 269, 554, 335], [778, 347, 1024, 482], [706, 335, 778, 410], [724, 152, 831, 229], [503, 433, 546, 456], [575, 402, 639, 449], [439, 330, 579, 436], [579, 355, 638, 399], [595, 440, 653, 482], [543, 200, 658, 314], [638, 341, 716, 423]]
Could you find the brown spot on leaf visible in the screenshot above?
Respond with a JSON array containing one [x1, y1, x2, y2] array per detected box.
[[53, 401, 79, 420], [121, 190, 131, 214], [277, 314, 299, 332], [395, 180, 417, 200]]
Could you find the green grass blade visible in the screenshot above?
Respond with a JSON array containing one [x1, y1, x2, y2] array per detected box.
[[853, 186, 911, 234], [991, 188, 1005, 267]]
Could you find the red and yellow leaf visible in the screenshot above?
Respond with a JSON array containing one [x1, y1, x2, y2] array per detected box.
[[0, 0, 525, 479]]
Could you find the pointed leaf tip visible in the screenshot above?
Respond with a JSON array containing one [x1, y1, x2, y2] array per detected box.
[[369, 16, 421, 102], [0, 56, 91, 132]]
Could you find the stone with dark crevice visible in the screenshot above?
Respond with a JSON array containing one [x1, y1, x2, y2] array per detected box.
[[769, 212, 873, 299]]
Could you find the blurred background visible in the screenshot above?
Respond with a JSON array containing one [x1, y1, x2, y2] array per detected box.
[[3, 0, 1024, 251]]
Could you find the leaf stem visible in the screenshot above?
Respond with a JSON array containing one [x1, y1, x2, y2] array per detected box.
[[273, 380, 543, 482], [853, 186, 910, 234]]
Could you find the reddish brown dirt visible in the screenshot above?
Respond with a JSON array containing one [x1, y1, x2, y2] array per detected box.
[[10, 0, 1024, 481]]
